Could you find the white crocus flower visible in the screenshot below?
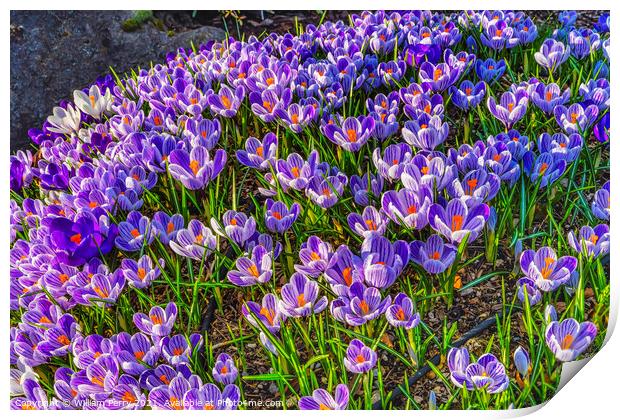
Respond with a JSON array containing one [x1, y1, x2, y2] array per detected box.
[[10, 362, 37, 396], [46, 103, 82, 134], [74, 85, 113, 120]]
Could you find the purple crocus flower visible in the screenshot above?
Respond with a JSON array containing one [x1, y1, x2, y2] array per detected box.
[[385, 293, 420, 329], [531, 83, 571, 114], [513, 346, 531, 378], [264, 199, 301, 233], [537, 133, 582, 162], [152, 211, 184, 245], [241, 293, 284, 334], [545, 318, 597, 362], [347, 206, 389, 238], [592, 181, 610, 221], [46, 213, 117, 266], [161, 334, 202, 366], [447, 347, 509, 393], [207, 84, 244, 117], [554, 103, 599, 134], [360, 235, 409, 289], [523, 151, 567, 188], [10, 379, 49, 410], [428, 198, 490, 244], [418, 62, 461, 92], [589, 113, 611, 148], [236, 132, 278, 170], [372, 143, 412, 181], [227, 245, 272, 287], [294, 235, 333, 278], [168, 146, 227, 190], [37, 314, 80, 357], [520, 246, 577, 292], [116, 332, 160, 376], [298, 384, 349, 410], [115, 211, 155, 252], [481, 20, 513, 50], [133, 302, 177, 339], [487, 90, 528, 129], [331, 282, 391, 326], [213, 353, 238, 385], [275, 151, 319, 191], [210, 210, 256, 247], [410, 234, 457, 274], [72, 270, 126, 307], [579, 78, 610, 111], [275, 102, 315, 133], [568, 29, 601, 59], [401, 114, 449, 150], [516, 277, 542, 306], [184, 383, 240, 410], [534, 38, 571, 74], [475, 58, 506, 83], [322, 115, 375, 152], [278, 273, 328, 317], [349, 172, 384, 206], [449, 80, 486, 111], [250, 89, 292, 123], [306, 175, 346, 209], [447, 169, 501, 206], [121, 255, 163, 289], [169, 219, 217, 261], [381, 187, 432, 229], [344, 339, 377, 374], [568, 224, 610, 258]]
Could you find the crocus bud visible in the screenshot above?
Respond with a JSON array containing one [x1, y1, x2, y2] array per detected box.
[[513, 346, 530, 377], [544, 304, 558, 324], [429, 390, 437, 410]]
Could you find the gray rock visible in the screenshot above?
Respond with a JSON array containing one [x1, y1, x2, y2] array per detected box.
[[10, 10, 225, 152]]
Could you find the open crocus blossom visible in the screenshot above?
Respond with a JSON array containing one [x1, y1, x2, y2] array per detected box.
[[169, 219, 217, 261], [447, 347, 509, 394], [545, 318, 597, 362], [210, 210, 256, 247], [344, 339, 377, 374], [410, 234, 457, 274], [520, 247, 577, 292], [402, 114, 449, 151], [568, 224, 610, 258], [554, 103, 599, 134], [428, 198, 490, 244], [534, 38, 571, 74], [298, 384, 349, 410], [347, 206, 389, 238], [236, 132, 278, 170], [530, 83, 571, 114], [449, 80, 486, 111], [264, 199, 301, 233], [168, 146, 227, 190], [278, 273, 328, 317], [381, 187, 433, 230], [133, 302, 177, 339], [212, 353, 239, 385], [487, 90, 528, 129], [295, 235, 333, 278], [322, 115, 375, 152], [227, 245, 272, 287], [385, 293, 420, 329]]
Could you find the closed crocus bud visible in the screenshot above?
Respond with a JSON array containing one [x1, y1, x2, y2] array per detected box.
[[487, 206, 497, 231], [429, 390, 437, 410], [513, 346, 530, 377], [544, 304, 558, 324]]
